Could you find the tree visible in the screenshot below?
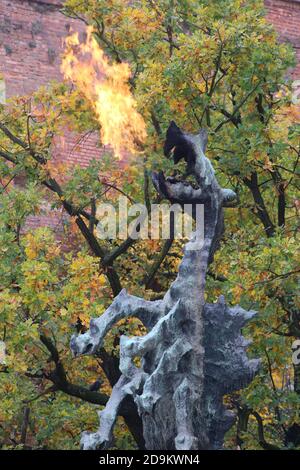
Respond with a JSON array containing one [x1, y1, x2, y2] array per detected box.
[[0, 0, 299, 449]]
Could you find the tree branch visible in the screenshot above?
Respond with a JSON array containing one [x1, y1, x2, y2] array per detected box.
[[144, 238, 174, 290], [40, 333, 145, 448], [251, 410, 281, 450], [20, 406, 30, 446], [214, 81, 262, 132], [243, 172, 275, 237], [40, 334, 109, 406]]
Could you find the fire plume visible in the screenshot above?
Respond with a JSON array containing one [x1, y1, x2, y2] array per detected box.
[[61, 27, 146, 159]]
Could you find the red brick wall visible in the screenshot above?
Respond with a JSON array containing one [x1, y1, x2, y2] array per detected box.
[[0, 0, 100, 167], [0, 0, 100, 230], [266, 0, 300, 79], [1, 0, 67, 97]]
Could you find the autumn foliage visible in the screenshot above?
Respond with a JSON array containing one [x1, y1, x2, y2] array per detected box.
[[0, 0, 299, 450]]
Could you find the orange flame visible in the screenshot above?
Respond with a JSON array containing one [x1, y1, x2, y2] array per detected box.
[[61, 27, 147, 159]]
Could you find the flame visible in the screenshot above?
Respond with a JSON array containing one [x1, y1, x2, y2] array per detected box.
[[61, 27, 147, 159]]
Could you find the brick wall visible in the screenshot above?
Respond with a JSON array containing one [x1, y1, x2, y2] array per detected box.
[[0, 0, 100, 230], [1, 0, 68, 97], [265, 0, 300, 78], [0, 0, 100, 167]]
